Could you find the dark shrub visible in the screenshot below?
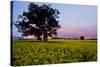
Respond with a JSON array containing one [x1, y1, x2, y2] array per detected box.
[[80, 36, 85, 40]]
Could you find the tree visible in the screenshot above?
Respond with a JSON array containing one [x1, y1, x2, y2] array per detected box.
[[80, 35, 85, 40], [15, 3, 61, 42]]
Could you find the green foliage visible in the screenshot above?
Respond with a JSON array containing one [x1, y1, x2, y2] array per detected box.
[[12, 39, 97, 66]]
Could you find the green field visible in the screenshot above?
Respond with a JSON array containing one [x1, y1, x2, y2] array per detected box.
[[12, 39, 97, 66]]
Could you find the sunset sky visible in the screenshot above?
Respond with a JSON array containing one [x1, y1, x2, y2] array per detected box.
[[12, 1, 97, 39]]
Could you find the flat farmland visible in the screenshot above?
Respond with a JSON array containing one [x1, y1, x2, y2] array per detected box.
[[12, 39, 97, 66]]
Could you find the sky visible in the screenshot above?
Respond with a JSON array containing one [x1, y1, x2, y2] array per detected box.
[[12, 1, 97, 39]]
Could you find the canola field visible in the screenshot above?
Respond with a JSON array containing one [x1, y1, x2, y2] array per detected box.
[[12, 39, 97, 66]]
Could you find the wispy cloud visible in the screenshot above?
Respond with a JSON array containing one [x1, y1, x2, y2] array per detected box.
[[57, 24, 97, 39]]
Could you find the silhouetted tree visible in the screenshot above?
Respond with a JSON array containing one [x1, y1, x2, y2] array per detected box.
[[80, 35, 85, 40], [15, 3, 61, 42]]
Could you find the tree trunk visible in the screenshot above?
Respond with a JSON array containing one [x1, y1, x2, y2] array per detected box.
[[37, 36, 42, 40], [43, 30, 48, 42]]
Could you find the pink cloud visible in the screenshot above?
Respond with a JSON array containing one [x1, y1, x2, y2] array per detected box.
[[57, 26, 97, 39], [58, 27, 73, 33]]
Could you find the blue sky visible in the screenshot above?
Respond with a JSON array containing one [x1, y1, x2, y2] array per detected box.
[[12, 1, 97, 39]]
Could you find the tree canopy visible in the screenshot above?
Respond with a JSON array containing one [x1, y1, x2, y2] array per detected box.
[[80, 35, 85, 40], [15, 3, 61, 41]]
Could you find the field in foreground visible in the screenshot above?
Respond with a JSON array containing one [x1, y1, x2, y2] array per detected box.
[[12, 39, 97, 66]]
